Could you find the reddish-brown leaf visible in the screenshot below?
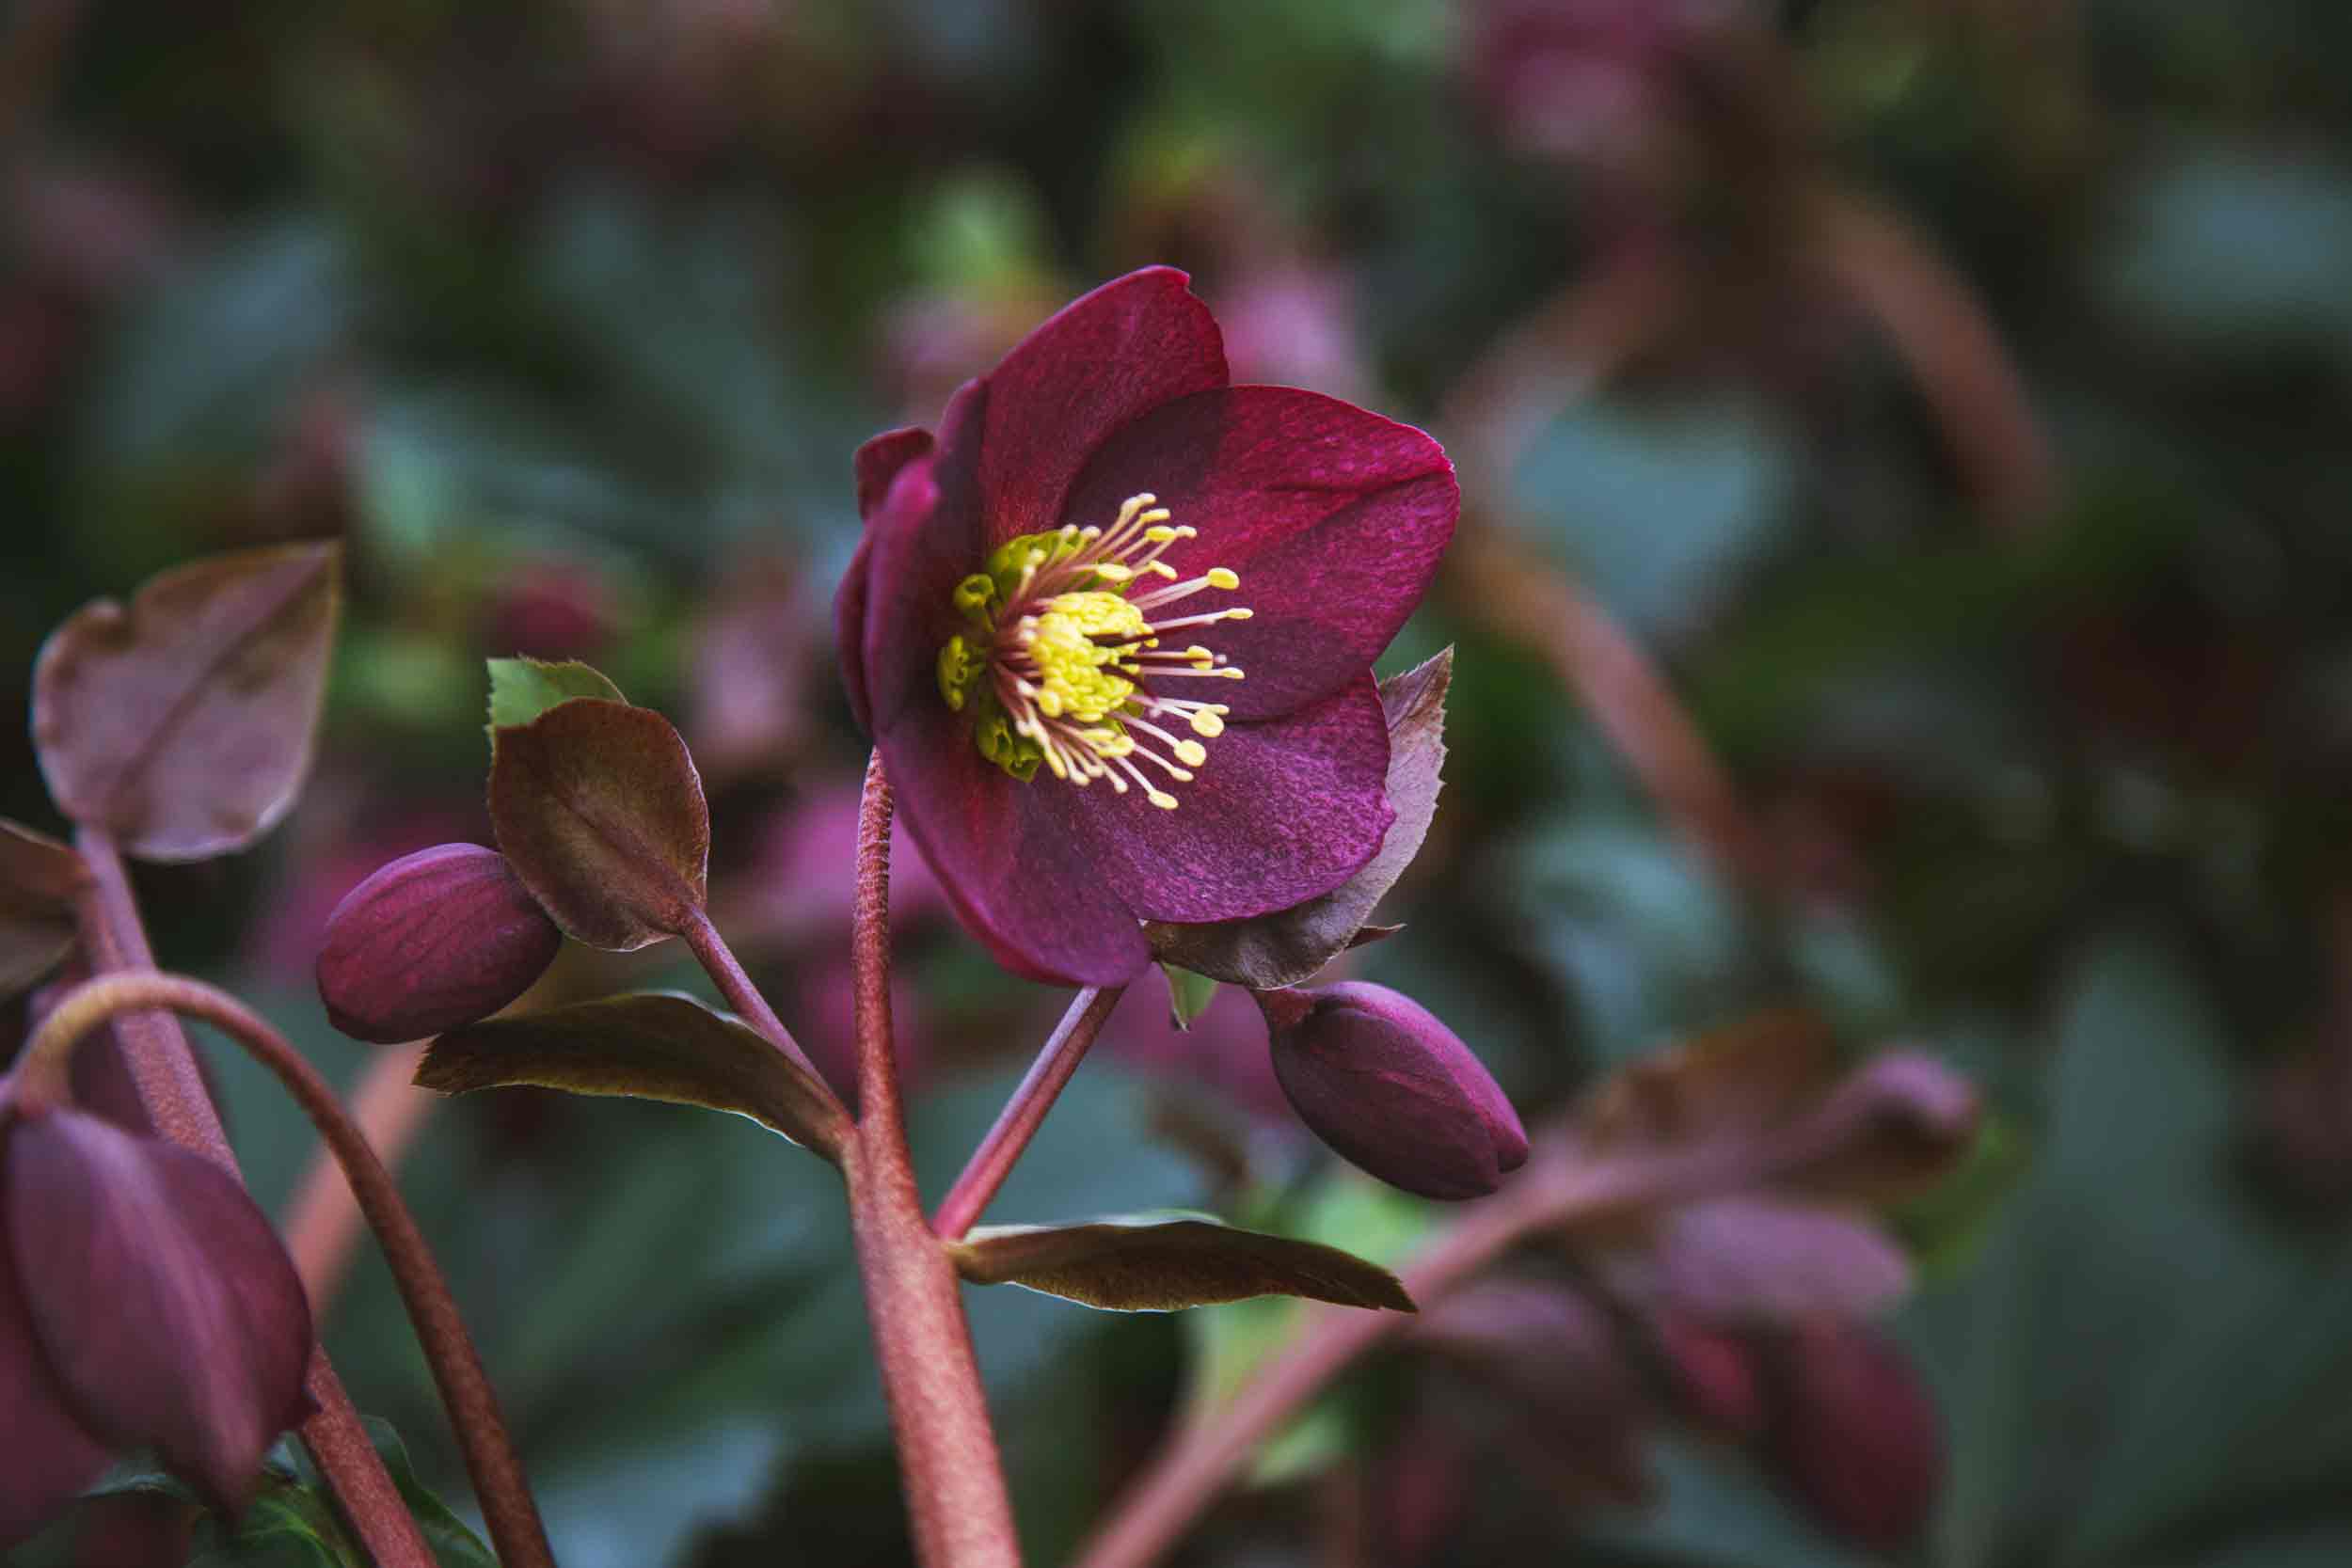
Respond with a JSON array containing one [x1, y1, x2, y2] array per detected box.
[[31, 542, 341, 862], [419, 991, 846, 1156], [0, 819, 87, 1001], [487, 698, 709, 950], [950, 1214, 1416, 1312]]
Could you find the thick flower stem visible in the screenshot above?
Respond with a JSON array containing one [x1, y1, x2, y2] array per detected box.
[[70, 831, 437, 1568], [1073, 1132, 1778, 1568], [932, 982, 1125, 1240], [24, 970, 556, 1568], [846, 753, 1023, 1568]]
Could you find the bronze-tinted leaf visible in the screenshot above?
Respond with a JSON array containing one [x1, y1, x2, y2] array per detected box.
[[1578, 1007, 1835, 1152], [485, 657, 627, 732], [419, 991, 846, 1156], [0, 819, 86, 1001], [949, 1213, 1415, 1312], [1147, 648, 1453, 989], [5, 1109, 314, 1513], [31, 542, 341, 862], [1775, 1050, 1982, 1205], [487, 698, 709, 950]]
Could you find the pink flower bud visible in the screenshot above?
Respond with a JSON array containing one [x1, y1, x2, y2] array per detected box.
[[1263, 982, 1528, 1200], [2, 1106, 314, 1528], [315, 844, 562, 1042], [1652, 1310, 1766, 1443], [1766, 1320, 1944, 1552]]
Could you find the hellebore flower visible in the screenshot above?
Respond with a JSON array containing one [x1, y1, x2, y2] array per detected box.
[[1261, 981, 1528, 1200], [315, 843, 564, 1043], [0, 1099, 314, 1544], [834, 267, 1457, 985]]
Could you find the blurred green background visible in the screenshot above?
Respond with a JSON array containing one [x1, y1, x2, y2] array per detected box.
[[8, 0, 2352, 1564]]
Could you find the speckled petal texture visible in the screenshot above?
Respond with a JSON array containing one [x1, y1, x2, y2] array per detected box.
[[837, 267, 1458, 987], [1061, 388, 1458, 719], [878, 671, 1150, 985], [974, 267, 1227, 546], [1057, 673, 1394, 925]]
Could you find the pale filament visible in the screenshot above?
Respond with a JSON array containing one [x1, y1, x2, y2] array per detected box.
[[979, 492, 1248, 809]]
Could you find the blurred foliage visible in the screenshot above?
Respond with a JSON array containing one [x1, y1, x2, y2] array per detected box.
[[10, 0, 2352, 1564]]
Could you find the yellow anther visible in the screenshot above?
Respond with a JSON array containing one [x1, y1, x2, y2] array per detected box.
[[1187, 710, 1224, 737], [954, 575, 996, 617], [1144, 526, 1177, 543], [1226, 608, 1253, 620], [1147, 788, 1178, 810], [1205, 567, 1239, 590], [1172, 739, 1208, 768], [1091, 563, 1135, 582]]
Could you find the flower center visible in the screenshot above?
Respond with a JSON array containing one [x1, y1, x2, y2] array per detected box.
[[935, 492, 1249, 809]]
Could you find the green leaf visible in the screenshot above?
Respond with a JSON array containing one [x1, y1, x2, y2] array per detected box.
[[31, 543, 342, 862], [487, 698, 710, 950], [421, 991, 847, 1156], [1915, 930, 2352, 1568], [0, 817, 86, 1000], [485, 657, 628, 732], [1147, 648, 1452, 988], [950, 1212, 1414, 1312], [1160, 963, 1219, 1031], [1184, 1170, 1439, 1485]]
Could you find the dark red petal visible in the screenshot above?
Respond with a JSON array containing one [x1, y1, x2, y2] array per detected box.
[[832, 531, 877, 735], [1057, 672, 1393, 924], [863, 383, 988, 736], [0, 1199, 111, 1548], [1060, 387, 1458, 720], [6, 1111, 313, 1514], [854, 426, 935, 523], [876, 691, 1149, 986], [975, 267, 1228, 547]]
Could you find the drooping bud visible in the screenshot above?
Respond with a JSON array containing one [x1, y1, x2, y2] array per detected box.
[[0, 1207, 112, 1547], [1764, 1319, 1943, 1553], [1262, 982, 1528, 1200], [316, 844, 562, 1043], [3, 1107, 315, 1514], [1649, 1310, 1766, 1443]]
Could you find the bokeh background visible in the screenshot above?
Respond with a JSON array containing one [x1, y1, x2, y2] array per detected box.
[[8, 0, 2352, 1563]]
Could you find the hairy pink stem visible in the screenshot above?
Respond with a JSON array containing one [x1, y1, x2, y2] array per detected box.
[[843, 753, 1024, 1567], [932, 983, 1125, 1240], [71, 831, 437, 1568], [282, 1041, 433, 1313]]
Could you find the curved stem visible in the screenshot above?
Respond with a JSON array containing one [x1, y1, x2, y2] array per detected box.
[[1073, 1132, 1779, 1568], [281, 1041, 434, 1315], [25, 971, 555, 1568], [680, 904, 848, 1125], [843, 752, 1023, 1567], [933, 984, 1125, 1240], [72, 831, 437, 1568]]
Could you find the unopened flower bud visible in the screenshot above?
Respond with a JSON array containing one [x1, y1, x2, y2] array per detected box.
[[2, 1105, 314, 1525], [1650, 1310, 1766, 1442], [315, 844, 562, 1042], [1765, 1319, 1943, 1552], [1262, 982, 1528, 1200]]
